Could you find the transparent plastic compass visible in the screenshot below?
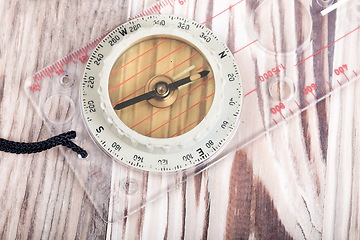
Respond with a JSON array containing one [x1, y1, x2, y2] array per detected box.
[[24, 0, 360, 223], [81, 15, 243, 172]]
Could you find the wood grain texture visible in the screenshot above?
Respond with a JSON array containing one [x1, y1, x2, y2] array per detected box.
[[1, 0, 360, 239]]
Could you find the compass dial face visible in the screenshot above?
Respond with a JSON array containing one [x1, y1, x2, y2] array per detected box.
[[108, 36, 215, 138], [81, 15, 242, 172]]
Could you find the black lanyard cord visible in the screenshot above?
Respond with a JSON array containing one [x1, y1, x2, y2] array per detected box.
[[0, 131, 88, 158]]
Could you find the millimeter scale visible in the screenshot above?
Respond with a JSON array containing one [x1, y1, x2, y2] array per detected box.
[[24, 0, 360, 222]]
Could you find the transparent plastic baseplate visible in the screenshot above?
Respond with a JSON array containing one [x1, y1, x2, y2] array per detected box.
[[24, 0, 360, 222]]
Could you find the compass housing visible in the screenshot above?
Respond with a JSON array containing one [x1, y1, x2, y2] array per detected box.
[[81, 15, 243, 172]]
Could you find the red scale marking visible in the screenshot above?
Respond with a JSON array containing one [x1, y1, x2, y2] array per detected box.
[[273, 119, 278, 125], [110, 39, 168, 75], [295, 101, 301, 109], [34, 78, 40, 86], [146, 92, 215, 136], [327, 81, 334, 90], [233, 39, 258, 54], [131, 77, 213, 129], [197, 65, 205, 71], [280, 112, 285, 120], [311, 91, 317, 100], [112, 86, 146, 107], [289, 109, 294, 115], [109, 44, 186, 92], [168, 0, 173, 8], [202, 0, 244, 24], [354, 71, 358, 77], [296, 26, 360, 66], [170, 115, 206, 138], [176, 77, 213, 100], [337, 80, 342, 86], [131, 109, 163, 129], [244, 88, 257, 97]]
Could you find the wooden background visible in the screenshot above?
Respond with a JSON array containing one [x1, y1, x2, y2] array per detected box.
[[1, 0, 359, 239]]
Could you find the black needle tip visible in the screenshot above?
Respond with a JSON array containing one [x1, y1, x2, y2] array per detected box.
[[200, 70, 210, 78]]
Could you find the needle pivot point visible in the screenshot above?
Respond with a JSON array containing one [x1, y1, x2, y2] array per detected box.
[[154, 81, 170, 98]]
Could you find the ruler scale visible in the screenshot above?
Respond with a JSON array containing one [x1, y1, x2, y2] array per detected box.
[[24, 0, 360, 222]]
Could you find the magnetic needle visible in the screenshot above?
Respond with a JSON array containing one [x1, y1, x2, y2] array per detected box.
[[81, 15, 242, 172]]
